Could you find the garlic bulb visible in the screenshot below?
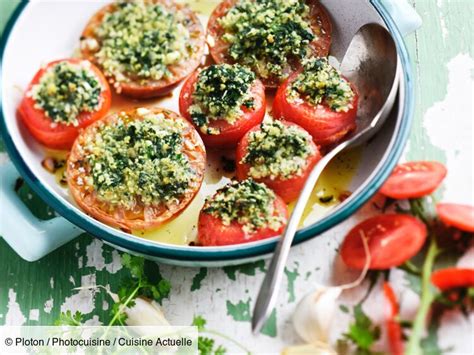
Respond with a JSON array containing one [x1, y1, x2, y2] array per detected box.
[[292, 232, 370, 346], [292, 285, 342, 344]]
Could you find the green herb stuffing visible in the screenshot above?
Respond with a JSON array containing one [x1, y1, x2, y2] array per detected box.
[[288, 57, 355, 112], [81, 109, 195, 208], [31, 61, 102, 126], [203, 179, 284, 234], [219, 0, 314, 80], [92, 0, 191, 84], [189, 64, 255, 135], [242, 119, 315, 180]]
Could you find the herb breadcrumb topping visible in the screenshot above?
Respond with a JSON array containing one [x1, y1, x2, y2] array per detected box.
[[79, 109, 195, 208], [242, 119, 315, 180], [288, 58, 355, 112], [219, 0, 314, 80], [189, 64, 255, 135], [203, 179, 284, 233], [31, 61, 102, 126], [91, 0, 191, 84]]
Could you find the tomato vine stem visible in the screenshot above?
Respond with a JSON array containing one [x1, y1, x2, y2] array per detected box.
[[406, 235, 440, 355]]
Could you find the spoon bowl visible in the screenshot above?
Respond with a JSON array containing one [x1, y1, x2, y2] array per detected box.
[[252, 23, 400, 333]]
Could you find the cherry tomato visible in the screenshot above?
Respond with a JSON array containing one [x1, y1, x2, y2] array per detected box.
[[436, 203, 474, 233], [380, 161, 447, 199], [207, 0, 332, 88], [340, 214, 427, 269], [383, 282, 404, 355], [272, 71, 358, 147], [80, 1, 205, 98], [179, 70, 266, 148], [197, 193, 288, 246], [67, 108, 206, 231], [431, 268, 474, 291], [18, 59, 111, 150], [235, 121, 322, 202]]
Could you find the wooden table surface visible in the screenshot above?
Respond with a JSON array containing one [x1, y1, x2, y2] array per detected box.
[[0, 0, 472, 353]]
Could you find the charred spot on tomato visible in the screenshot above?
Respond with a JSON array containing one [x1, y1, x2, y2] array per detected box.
[[188, 64, 256, 134], [88, 0, 193, 86], [29, 61, 103, 126], [77, 109, 197, 209], [202, 179, 284, 233], [287, 58, 355, 112], [218, 0, 314, 81], [242, 119, 315, 180]]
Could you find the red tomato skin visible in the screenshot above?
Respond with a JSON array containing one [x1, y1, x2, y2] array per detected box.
[[179, 70, 266, 149], [272, 71, 358, 147], [431, 268, 474, 291], [18, 59, 111, 150], [436, 203, 474, 233], [340, 214, 428, 270], [383, 282, 404, 355], [235, 121, 322, 203], [197, 196, 288, 246], [380, 161, 447, 200]]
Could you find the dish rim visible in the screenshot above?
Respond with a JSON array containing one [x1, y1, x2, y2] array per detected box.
[[0, 0, 414, 262]]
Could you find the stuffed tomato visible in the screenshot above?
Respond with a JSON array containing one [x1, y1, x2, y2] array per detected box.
[[273, 57, 358, 147], [207, 0, 332, 87], [80, 0, 205, 98], [18, 59, 111, 150], [236, 119, 321, 202], [179, 64, 266, 148], [67, 107, 206, 231], [198, 179, 288, 246]]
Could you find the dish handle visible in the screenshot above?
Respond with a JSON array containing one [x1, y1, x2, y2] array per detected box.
[[376, 0, 422, 36], [0, 162, 83, 261]]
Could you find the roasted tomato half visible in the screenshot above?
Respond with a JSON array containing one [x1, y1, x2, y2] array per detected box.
[[197, 179, 288, 246], [67, 107, 206, 231], [273, 58, 358, 147], [179, 64, 266, 148], [207, 0, 332, 87], [18, 58, 111, 150], [80, 0, 205, 98], [236, 119, 321, 202]]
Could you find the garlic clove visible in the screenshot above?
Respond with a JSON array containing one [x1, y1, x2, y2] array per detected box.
[[125, 297, 170, 326], [282, 341, 337, 355], [292, 286, 342, 344]]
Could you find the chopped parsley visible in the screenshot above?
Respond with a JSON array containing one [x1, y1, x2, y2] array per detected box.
[[242, 119, 315, 180], [81, 109, 195, 208], [189, 64, 255, 135], [203, 179, 284, 234], [219, 0, 314, 80], [30, 61, 102, 126], [288, 57, 355, 112], [91, 0, 191, 84]]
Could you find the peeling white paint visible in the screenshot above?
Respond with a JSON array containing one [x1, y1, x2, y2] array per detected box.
[[84, 315, 102, 326], [78, 256, 83, 269], [44, 298, 54, 314], [424, 54, 474, 204], [457, 246, 474, 268], [102, 301, 109, 311], [29, 309, 39, 321], [438, 310, 474, 354], [60, 274, 97, 315], [50, 277, 54, 289], [69, 276, 76, 286], [85, 239, 122, 273], [5, 289, 26, 325]]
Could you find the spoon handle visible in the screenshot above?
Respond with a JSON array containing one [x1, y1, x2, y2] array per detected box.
[[251, 145, 345, 333]]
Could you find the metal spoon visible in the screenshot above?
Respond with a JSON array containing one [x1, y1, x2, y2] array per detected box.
[[252, 23, 401, 333]]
